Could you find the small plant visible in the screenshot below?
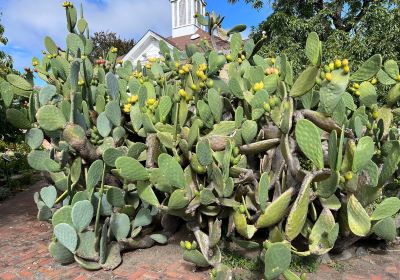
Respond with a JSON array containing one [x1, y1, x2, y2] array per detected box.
[[2, 2, 400, 280], [0, 187, 11, 200]]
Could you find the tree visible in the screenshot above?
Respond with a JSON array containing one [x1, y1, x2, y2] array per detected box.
[[0, 14, 13, 77], [90, 31, 135, 61], [229, 1, 400, 72]]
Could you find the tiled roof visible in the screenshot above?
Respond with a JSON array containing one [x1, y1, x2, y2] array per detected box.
[[165, 28, 230, 51]]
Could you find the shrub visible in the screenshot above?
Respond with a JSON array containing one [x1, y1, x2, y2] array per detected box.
[[2, 2, 400, 279]]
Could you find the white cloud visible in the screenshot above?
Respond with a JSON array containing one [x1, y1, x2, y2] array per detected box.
[[0, 0, 172, 70]]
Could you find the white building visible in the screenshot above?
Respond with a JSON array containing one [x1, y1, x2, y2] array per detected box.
[[122, 0, 229, 65]]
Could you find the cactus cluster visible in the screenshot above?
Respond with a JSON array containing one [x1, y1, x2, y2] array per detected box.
[[2, 2, 400, 279]]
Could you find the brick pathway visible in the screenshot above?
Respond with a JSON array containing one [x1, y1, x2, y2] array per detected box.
[[0, 180, 209, 280]]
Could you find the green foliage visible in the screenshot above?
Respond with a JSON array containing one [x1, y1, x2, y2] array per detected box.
[[4, 3, 400, 277]]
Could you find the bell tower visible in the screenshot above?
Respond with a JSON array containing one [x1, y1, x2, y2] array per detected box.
[[170, 0, 206, 38]]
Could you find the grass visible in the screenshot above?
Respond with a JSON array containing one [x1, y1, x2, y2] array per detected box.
[[290, 255, 320, 273], [328, 261, 347, 272], [221, 248, 262, 272]]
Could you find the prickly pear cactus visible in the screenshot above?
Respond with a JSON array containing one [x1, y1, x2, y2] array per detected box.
[[3, 2, 400, 279]]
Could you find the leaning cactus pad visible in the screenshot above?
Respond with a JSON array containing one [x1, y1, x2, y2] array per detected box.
[[3, 2, 400, 278]]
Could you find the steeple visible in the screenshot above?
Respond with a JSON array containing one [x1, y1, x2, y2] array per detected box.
[[170, 0, 206, 38]]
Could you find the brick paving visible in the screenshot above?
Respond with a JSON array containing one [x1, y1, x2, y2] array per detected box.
[[0, 180, 399, 280]]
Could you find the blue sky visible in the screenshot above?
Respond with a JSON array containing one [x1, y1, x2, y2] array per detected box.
[[0, 0, 271, 78]]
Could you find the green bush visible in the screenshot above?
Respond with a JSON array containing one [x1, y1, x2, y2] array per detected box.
[[2, 2, 400, 279]]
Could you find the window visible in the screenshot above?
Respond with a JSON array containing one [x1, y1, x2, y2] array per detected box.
[[179, 0, 186, 26]]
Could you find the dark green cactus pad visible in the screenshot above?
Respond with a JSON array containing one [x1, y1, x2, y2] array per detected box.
[[106, 187, 125, 207], [54, 223, 78, 252], [6, 74, 33, 91], [86, 160, 104, 195], [256, 188, 293, 228], [71, 200, 93, 232], [26, 128, 44, 149], [150, 234, 168, 244], [208, 88, 223, 123], [40, 185, 57, 208], [133, 208, 152, 227], [264, 242, 291, 280], [103, 148, 125, 167], [106, 72, 119, 100], [352, 136, 374, 172], [74, 255, 101, 271], [115, 156, 149, 181], [168, 189, 190, 209], [359, 82, 377, 107], [196, 139, 213, 166], [39, 85, 57, 106], [37, 105, 66, 131], [52, 205, 73, 227], [295, 119, 323, 169], [285, 179, 311, 241], [372, 217, 397, 241], [97, 112, 112, 137], [105, 100, 122, 126], [233, 211, 257, 239], [158, 95, 172, 122], [6, 108, 31, 129], [289, 66, 318, 97], [101, 241, 122, 270], [158, 153, 186, 189], [49, 241, 74, 265], [347, 194, 371, 237], [350, 54, 382, 82], [136, 181, 160, 206], [242, 120, 257, 144], [183, 249, 210, 268], [308, 208, 338, 255], [305, 32, 321, 66], [71, 191, 89, 205], [37, 204, 52, 221], [370, 197, 400, 221], [28, 150, 50, 171], [76, 231, 98, 261], [110, 213, 130, 241]]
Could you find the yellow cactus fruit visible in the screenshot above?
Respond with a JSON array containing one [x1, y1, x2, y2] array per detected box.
[[334, 59, 342, 68], [343, 65, 350, 74], [145, 62, 152, 69], [111, 47, 118, 53], [185, 241, 192, 250], [191, 84, 198, 91], [353, 83, 360, 89], [329, 62, 335, 71], [32, 61, 39, 67], [344, 171, 353, 181], [175, 62, 180, 68], [148, 57, 157, 63], [271, 57, 276, 64], [371, 78, 378, 85], [342, 59, 349, 66], [178, 69, 185, 75], [117, 59, 123, 65], [226, 54, 233, 62], [129, 95, 138, 104], [78, 80, 85, 86], [123, 103, 131, 113], [372, 111, 379, 120], [325, 72, 332, 82], [147, 98, 156, 106], [355, 90, 361, 96]]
